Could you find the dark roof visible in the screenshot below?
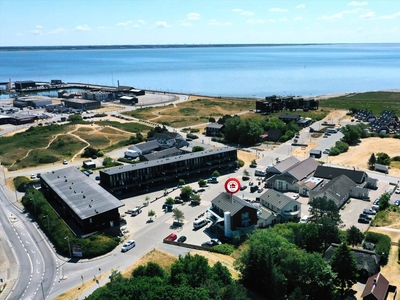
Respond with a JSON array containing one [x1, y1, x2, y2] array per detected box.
[[361, 272, 390, 300], [286, 157, 319, 180], [259, 189, 298, 210], [153, 132, 183, 140], [310, 175, 355, 207], [278, 114, 300, 119], [313, 165, 366, 184], [143, 147, 183, 161], [324, 243, 380, 276], [41, 167, 124, 220], [211, 192, 258, 216], [130, 140, 160, 152], [268, 156, 300, 174], [102, 147, 237, 175]]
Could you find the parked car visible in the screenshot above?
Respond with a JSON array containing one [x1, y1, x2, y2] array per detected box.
[[371, 204, 380, 211], [257, 188, 264, 193], [95, 175, 100, 180], [373, 198, 380, 205], [394, 200, 400, 206], [240, 185, 247, 191], [30, 174, 36, 179], [363, 208, 377, 215], [359, 213, 372, 221], [86, 169, 93, 175], [63, 159, 68, 165], [299, 215, 309, 224], [177, 236, 187, 243], [358, 217, 369, 224], [395, 188, 400, 194], [201, 238, 221, 247], [166, 233, 177, 241], [121, 240, 136, 252]]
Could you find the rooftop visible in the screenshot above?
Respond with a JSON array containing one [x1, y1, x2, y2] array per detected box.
[[41, 167, 124, 219]]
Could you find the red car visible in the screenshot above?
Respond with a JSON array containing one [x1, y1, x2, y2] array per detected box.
[[166, 233, 177, 241]]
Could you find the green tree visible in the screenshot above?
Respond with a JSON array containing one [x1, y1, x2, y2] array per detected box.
[[376, 152, 391, 165], [346, 225, 364, 247], [209, 117, 216, 123], [102, 156, 113, 167], [132, 261, 167, 279], [190, 194, 201, 206], [212, 170, 220, 178], [170, 254, 210, 288], [192, 146, 205, 152], [330, 242, 358, 294], [165, 197, 175, 205], [309, 197, 343, 226], [148, 209, 156, 221], [180, 186, 193, 199], [379, 192, 390, 211], [172, 208, 184, 224], [250, 159, 257, 167], [368, 153, 376, 169], [198, 179, 207, 187], [178, 178, 185, 186], [68, 114, 83, 122]]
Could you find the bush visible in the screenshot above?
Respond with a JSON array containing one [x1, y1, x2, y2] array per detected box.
[[94, 113, 107, 117], [13, 176, 30, 191], [392, 156, 400, 162], [237, 159, 244, 168], [186, 133, 199, 139], [329, 147, 341, 156], [210, 244, 235, 255], [36, 154, 58, 164]]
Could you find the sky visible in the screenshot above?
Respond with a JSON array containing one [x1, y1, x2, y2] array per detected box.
[[0, 0, 399, 46]]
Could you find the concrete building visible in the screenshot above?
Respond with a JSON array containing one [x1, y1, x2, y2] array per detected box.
[[40, 167, 124, 236], [205, 123, 224, 137], [100, 147, 238, 195]]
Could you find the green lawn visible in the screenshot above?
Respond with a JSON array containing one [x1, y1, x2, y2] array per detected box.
[[319, 92, 400, 115]]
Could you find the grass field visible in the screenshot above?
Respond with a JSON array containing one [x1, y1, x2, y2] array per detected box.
[[319, 91, 400, 115], [126, 97, 257, 128]]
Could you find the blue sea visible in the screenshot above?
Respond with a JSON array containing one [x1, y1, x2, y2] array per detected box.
[[1, 44, 399, 97]]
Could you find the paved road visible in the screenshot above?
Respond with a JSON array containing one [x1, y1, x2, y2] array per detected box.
[[0, 185, 58, 300]]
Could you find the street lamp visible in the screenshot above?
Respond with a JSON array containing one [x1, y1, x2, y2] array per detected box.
[[64, 236, 72, 258]]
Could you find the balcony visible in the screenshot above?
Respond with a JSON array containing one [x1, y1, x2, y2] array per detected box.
[[282, 207, 301, 216]]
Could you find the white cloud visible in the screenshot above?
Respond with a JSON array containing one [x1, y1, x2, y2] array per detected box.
[[180, 22, 192, 27], [30, 29, 42, 35], [280, 17, 288, 22], [117, 20, 133, 27], [75, 24, 91, 31], [232, 8, 254, 16], [378, 11, 400, 19], [269, 7, 288, 12], [348, 1, 368, 6], [268, 19, 277, 23], [296, 4, 305, 9], [154, 21, 169, 28], [293, 16, 303, 21], [359, 11, 375, 19], [318, 13, 343, 20], [36, 25, 43, 29], [98, 26, 110, 30], [208, 19, 232, 26], [187, 12, 201, 20], [138, 20, 147, 25], [247, 19, 265, 24], [48, 28, 68, 35]]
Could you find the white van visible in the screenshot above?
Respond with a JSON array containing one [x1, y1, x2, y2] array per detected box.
[[193, 218, 208, 230], [131, 207, 142, 216]]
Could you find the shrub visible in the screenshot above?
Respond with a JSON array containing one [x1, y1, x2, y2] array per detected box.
[[392, 156, 400, 162], [94, 113, 107, 117], [210, 244, 235, 255], [329, 147, 341, 156], [13, 176, 30, 191], [186, 133, 199, 139], [237, 159, 244, 168], [190, 128, 200, 133]]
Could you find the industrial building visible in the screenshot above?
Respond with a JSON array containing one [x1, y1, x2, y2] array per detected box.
[[256, 95, 319, 114], [13, 97, 52, 108], [100, 147, 238, 195], [61, 99, 101, 110], [40, 167, 124, 236]]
